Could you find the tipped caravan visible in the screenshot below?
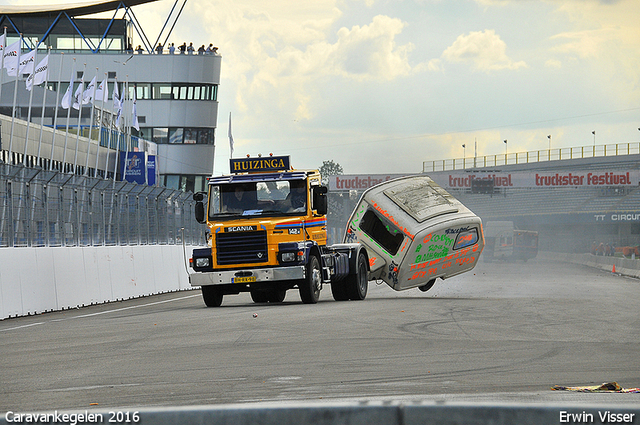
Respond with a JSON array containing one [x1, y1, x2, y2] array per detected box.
[[344, 175, 484, 292]]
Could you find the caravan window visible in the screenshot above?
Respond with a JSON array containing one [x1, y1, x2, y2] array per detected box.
[[359, 209, 404, 255], [453, 228, 479, 250]]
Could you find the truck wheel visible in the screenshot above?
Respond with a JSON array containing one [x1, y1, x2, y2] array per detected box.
[[250, 290, 269, 303], [418, 278, 436, 293], [331, 281, 349, 301], [299, 255, 321, 304], [267, 289, 286, 303], [345, 252, 368, 300], [202, 286, 223, 307]]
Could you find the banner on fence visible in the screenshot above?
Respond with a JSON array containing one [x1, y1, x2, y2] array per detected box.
[[120, 151, 147, 184], [147, 155, 156, 186]]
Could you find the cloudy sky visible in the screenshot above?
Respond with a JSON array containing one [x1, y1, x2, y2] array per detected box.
[[14, 0, 640, 175]]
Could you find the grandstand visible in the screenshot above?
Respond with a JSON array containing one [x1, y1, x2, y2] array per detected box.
[[432, 152, 640, 253]]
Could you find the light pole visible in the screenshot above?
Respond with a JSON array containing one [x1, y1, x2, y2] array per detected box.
[[592, 130, 596, 145], [462, 144, 466, 168]]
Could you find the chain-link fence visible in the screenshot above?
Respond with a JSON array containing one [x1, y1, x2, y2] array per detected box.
[[0, 163, 206, 248]]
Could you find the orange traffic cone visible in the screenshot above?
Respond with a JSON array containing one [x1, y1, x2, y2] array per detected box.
[[612, 264, 616, 273]]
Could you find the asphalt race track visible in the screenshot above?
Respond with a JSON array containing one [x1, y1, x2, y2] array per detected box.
[[1, 257, 639, 412]]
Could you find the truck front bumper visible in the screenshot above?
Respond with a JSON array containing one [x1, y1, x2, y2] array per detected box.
[[189, 265, 306, 287]]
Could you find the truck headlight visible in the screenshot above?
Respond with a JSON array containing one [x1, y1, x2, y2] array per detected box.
[[195, 257, 210, 268], [281, 252, 296, 262]]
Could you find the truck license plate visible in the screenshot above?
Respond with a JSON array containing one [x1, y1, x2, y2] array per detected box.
[[233, 276, 256, 283]]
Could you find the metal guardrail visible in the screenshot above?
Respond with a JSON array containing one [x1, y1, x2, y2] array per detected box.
[[0, 163, 205, 248], [423, 142, 640, 172], [1, 403, 638, 425]]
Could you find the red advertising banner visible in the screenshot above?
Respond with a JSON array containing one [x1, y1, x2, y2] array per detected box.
[[433, 171, 638, 189], [328, 171, 639, 191]]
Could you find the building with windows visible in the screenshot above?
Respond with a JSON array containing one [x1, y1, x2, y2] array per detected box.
[[0, 0, 221, 192]]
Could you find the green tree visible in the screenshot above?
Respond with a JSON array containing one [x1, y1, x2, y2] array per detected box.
[[319, 160, 343, 185]]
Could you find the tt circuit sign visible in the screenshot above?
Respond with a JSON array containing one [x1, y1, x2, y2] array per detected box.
[[595, 212, 640, 223]]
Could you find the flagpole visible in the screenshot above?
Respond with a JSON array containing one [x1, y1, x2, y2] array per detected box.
[[36, 48, 51, 168], [8, 34, 23, 164], [72, 63, 86, 174], [23, 47, 37, 164], [106, 78, 116, 180], [62, 58, 76, 173], [121, 76, 129, 182], [0, 27, 7, 109], [94, 71, 108, 177], [111, 78, 121, 182], [49, 53, 64, 171], [84, 69, 98, 175]]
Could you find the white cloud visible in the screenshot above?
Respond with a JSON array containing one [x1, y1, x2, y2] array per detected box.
[[545, 59, 562, 68], [331, 15, 414, 80], [548, 0, 640, 104], [185, 2, 419, 131], [442, 29, 527, 72]]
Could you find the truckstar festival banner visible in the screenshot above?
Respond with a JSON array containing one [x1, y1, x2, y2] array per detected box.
[[328, 171, 639, 192], [328, 174, 407, 191], [437, 170, 639, 189]]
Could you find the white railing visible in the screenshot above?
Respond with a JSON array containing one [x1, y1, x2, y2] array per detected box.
[[423, 142, 640, 172]]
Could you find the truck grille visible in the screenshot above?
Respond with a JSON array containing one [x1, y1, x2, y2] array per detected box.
[[216, 231, 268, 265]]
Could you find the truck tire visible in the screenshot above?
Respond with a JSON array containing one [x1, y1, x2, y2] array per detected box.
[[267, 289, 286, 303], [250, 290, 269, 303], [299, 255, 321, 304], [201, 286, 223, 307], [345, 252, 368, 300], [331, 281, 349, 301]]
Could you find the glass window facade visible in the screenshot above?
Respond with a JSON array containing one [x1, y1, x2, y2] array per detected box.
[[127, 83, 217, 101], [163, 174, 208, 193]]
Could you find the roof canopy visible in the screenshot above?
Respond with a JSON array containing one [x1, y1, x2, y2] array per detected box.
[[0, 0, 158, 17]]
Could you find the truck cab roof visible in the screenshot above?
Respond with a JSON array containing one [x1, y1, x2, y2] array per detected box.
[[208, 171, 310, 185]]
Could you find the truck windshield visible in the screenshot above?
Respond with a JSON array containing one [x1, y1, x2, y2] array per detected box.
[[208, 180, 307, 218]]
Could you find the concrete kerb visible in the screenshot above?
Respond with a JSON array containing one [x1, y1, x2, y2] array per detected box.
[[1, 402, 639, 425], [540, 251, 640, 279]]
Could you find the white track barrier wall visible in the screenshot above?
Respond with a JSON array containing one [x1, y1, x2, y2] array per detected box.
[[0, 245, 200, 319]]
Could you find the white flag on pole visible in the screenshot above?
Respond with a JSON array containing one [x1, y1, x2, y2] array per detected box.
[[3, 40, 20, 76], [26, 53, 49, 91], [228, 112, 234, 158], [112, 81, 121, 109], [132, 89, 139, 131], [18, 49, 36, 75], [72, 79, 84, 110], [95, 77, 108, 102], [115, 106, 123, 129], [0, 33, 6, 51], [61, 69, 75, 110], [83, 75, 96, 104], [113, 81, 123, 128]]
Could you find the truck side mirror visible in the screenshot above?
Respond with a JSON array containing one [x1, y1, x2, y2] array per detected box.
[[312, 186, 328, 215], [193, 191, 207, 223]]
